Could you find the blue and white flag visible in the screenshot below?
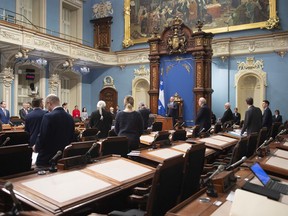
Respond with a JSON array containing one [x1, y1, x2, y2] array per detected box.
[[158, 70, 166, 116]]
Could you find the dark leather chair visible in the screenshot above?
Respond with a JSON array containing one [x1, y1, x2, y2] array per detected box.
[[0, 131, 30, 146], [191, 125, 200, 138], [151, 122, 162, 132], [228, 136, 248, 166], [81, 128, 99, 141], [0, 144, 32, 177], [213, 123, 222, 134], [152, 131, 171, 147], [62, 140, 100, 159], [256, 127, 268, 149], [246, 132, 258, 158], [171, 129, 187, 141], [269, 122, 282, 139], [101, 136, 129, 157], [109, 155, 185, 216], [179, 142, 206, 202]]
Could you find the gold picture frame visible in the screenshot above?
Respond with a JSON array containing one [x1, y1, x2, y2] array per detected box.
[[123, 0, 279, 48]]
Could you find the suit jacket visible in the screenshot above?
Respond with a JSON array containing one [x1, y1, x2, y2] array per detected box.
[[233, 112, 241, 125], [89, 109, 113, 138], [138, 108, 151, 129], [272, 115, 283, 124], [221, 108, 234, 124], [0, 108, 10, 124], [241, 106, 262, 135], [35, 107, 75, 166], [195, 104, 211, 132], [19, 108, 29, 120], [262, 107, 273, 129], [25, 108, 47, 146]]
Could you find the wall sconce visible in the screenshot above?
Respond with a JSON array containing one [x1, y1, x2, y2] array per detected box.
[[275, 50, 287, 58], [119, 65, 126, 70], [220, 56, 227, 62]]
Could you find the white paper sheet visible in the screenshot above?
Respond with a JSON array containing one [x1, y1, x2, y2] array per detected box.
[[87, 159, 152, 182], [266, 156, 288, 169], [21, 171, 112, 203], [171, 143, 192, 152], [147, 148, 183, 159], [274, 149, 288, 159]]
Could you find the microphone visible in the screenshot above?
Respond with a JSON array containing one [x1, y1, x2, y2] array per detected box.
[[95, 130, 101, 139], [180, 121, 185, 127], [256, 137, 273, 152], [85, 143, 98, 157], [49, 150, 62, 164], [1, 137, 10, 146], [49, 150, 62, 172], [208, 164, 225, 180], [198, 128, 206, 136], [4, 181, 22, 214], [276, 129, 287, 137], [226, 156, 247, 171]]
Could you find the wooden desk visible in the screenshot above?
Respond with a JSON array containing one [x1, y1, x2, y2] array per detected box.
[[136, 141, 216, 167], [2, 156, 155, 215], [260, 155, 288, 179], [155, 115, 173, 130], [166, 168, 253, 216], [197, 135, 238, 150]]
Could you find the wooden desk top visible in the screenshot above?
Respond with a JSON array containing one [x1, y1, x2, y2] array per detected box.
[[4, 156, 155, 215], [137, 141, 216, 165], [166, 168, 253, 216], [197, 135, 238, 150]]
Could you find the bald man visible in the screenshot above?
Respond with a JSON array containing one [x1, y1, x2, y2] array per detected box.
[[220, 102, 234, 124]]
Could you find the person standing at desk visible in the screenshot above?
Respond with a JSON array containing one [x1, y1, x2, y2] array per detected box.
[[262, 100, 273, 131], [195, 97, 211, 132], [115, 95, 144, 151], [272, 109, 283, 124], [89, 100, 113, 138], [0, 101, 10, 124], [138, 102, 151, 130], [167, 96, 178, 126], [220, 102, 234, 124], [25, 98, 47, 147], [233, 107, 241, 125], [33, 94, 75, 168], [241, 97, 262, 136], [19, 102, 30, 121]]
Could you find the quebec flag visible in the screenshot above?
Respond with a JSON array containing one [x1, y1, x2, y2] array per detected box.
[[158, 70, 166, 116]]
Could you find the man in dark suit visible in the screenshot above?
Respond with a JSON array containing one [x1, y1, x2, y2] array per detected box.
[[220, 102, 234, 124], [241, 97, 262, 136], [167, 96, 179, 126], [138, 102, 151, 130], [195, 97, 211, 132], [25, 98, 47, 147], [0, 101, 10, 124], [19, 102, 30, 121], [233, 107, 241, 125], [272, 109, 283, 124], [33, 94, 75, 168], [262, 100, 272, 131]]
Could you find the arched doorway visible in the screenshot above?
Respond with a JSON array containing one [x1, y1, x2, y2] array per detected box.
[[235, 57, 267, 118]]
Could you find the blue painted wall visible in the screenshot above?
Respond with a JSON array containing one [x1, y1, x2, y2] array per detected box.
[[46, 0, 60, 37]]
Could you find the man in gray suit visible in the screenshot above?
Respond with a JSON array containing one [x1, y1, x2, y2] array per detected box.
[[241, 97, 262, 136]]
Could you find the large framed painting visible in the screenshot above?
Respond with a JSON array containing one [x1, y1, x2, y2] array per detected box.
[[123, 0, 278, 47]]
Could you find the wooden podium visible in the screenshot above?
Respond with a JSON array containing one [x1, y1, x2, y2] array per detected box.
[[155, 115, 173, 131]]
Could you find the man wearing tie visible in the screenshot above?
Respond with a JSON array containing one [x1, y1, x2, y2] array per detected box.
[[0, 101, 10, 124], [19, 102, 30, 121]]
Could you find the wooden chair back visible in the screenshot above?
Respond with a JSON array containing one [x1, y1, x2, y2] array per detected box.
[[0, 131, 30, 146], [171, 129, 187, 141], [101, 136, 129, 157], [63, 141, 100, 158]]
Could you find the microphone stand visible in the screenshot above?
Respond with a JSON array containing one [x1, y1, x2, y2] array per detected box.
[[206, 178, 218, 197], [49, 160, 58, 173]]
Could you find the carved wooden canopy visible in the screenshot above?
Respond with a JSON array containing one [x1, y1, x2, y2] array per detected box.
[[148, 17, 214, 115]]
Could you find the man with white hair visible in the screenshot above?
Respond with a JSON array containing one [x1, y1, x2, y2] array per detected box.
[[220, 102, 234, 124], [89, 100, 113, 138], [195, 97, 211, 132], [33, 94, 75, 168]]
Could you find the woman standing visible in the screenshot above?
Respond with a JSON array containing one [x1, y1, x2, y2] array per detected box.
[[115, 95, 144, 151], [89, 100, 113, 138]]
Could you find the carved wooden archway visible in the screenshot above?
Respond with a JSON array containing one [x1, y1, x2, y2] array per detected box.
[[148, 18, 213, 116]]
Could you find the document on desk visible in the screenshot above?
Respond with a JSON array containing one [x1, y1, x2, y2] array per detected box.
[[86, 158, 153, 182], [265, 156, 288, 169], [212, 135, 237, 143], [273, 149, 288, 159], [230, 189, 288, 216], [210, 201, 232, 216], [147, 148, 183, 159], [283, 142, 288, 147], [21, 171, 112, 203], [140, 135, 155, 145], [171, 143, 192, 152], [199, 137, 229, 150]]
